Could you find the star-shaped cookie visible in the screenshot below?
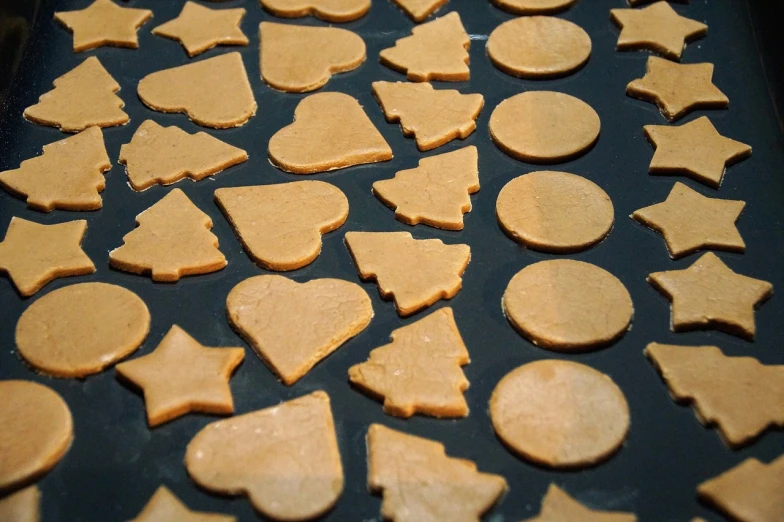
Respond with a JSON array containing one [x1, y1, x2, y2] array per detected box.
[[627, 57, 728, 121], [0, 217, 95, 296], [611, 1, 707, 61], [152, 2, 248, 57], [116, 325, 245, 427], [55, 0, 152, 52], [648, 252, 772, 339], [525, 484, 637, 521], [632, 182, 745, 258], [131, 486, 236, 522], [644, 116, 751, 188]]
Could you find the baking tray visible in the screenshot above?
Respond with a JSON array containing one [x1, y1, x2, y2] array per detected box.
[[1, 0, 782, 520]]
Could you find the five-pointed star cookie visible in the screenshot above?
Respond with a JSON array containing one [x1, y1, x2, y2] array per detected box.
[[0, 217, 95, 296], [632, 182, 745, 258], [648, 252, 772, 339], [627, 56, 728, 121], [55, 0, 152, 52], [644, 116, 751, 188], [611, 1, 707, 61], [131, 486, 236, 522], [152, 2, 248, 57], [116, 325, 245, 427]]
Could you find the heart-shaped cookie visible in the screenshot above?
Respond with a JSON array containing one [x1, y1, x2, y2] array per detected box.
[[226, 275, 373, 384]]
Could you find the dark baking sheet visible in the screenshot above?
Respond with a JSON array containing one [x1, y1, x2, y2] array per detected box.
[[1, 0, 783, 520]]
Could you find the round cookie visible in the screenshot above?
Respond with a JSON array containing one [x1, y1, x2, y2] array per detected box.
[[0, 380, 73, 491], [489, 91, 600, 163], [490, 0, 577, 15], [496, 171, 614, 253], [487, 17, 591, 79], [489, 360, 629, 468], [16, 282, 151, 378], [502, 260, 633, 351]]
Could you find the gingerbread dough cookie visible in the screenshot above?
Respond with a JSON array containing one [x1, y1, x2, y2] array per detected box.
[[215, 181, 348, 271], [132, 486, 236, 522], [391, 0, 448, 22], [268, 92, 392, 174], [490, 0, 577, 14], [261, 0, 370, 22], [186, 391, 344, 520], [54, 0, 152, 52], [152, 2, 248, 57], [0, 486, 40, 522], [611, 2, 706, 61], [496, 171, 613, 253], [525, 484, 637, 522]]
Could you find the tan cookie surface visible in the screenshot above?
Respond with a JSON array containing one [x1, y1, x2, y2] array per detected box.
[[260, 22, 365, 92], [54, 0, 151, 52], [491, 0, 577, 14], [152, 2, 248, 57], [490, 360, 630, 468], [391, 0, 448, 22], [0, 486, 40, 522], [345, 231, 471, 316], [185, 391, 344, 520], [525, 484, 637, 522], [611, 2, 706, 61], [268, 92, 392, 174], [373, 146, 479, 230], [496, 171, 613, 253], [261, 0, 370, 22], [215, 181, 348, 271], [487, 16, 591, 78], [226, 275, 372, 385], [120, 120, 248, 191], [490, 91, 600, 163], [367, 424, 507, 522], [137, 52, 257, 129], [131, 486, 236, 522], [379, 12, 470, 81], [372, 81, 483, 151], [109, 188, 227, 282]]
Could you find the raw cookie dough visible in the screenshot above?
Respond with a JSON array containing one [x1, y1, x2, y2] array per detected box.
[[0, 486, 40, 522], [260, 23, 365, 92], [226, 275, 373, 385], [215, 181, 349, 271], [152, 2, 248, 57], [391, 0, 448, 22], [185, 391, 344, 521], [268, 92, 392, 174], [503, 260, 633, 351], [131, 486, 236, 522], [611, 2, 707, 61], [525, 484, 637, 522], [487, 16, 591, 78], [54, 0, 152, 52], [490, 0, 577, 15], [490, 360, 630, 468], [496, 171, 613, 253], [489, 91, 600, 163], [261, 0, 370, 22]]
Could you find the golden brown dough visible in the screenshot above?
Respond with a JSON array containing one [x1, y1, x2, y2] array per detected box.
[[152, 2, 248, 57], [391, 0, 448, 22], [131, 486, 236, 522], [54, 0, 151, 52], [261, 0, 370, 22], [525, 484, 637, 522], [0, 486, 40, 522], [490, 0, 577, 15]]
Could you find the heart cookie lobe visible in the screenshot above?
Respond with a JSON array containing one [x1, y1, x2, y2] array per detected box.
[[261, 0, 370, 22]]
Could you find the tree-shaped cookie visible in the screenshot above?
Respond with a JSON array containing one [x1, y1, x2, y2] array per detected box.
[[367, 424, 507, 522], [109, 188, 227, 282], [525, 484, 637, 522], [345, 231, 471, 316], [373, 146, 479, 230], [131, 486, 236, 522], [391, 0, 449, 22]]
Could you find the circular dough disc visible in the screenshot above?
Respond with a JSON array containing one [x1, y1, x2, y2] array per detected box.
[[490, 360, 629, 468], [16, 282, 151, 378], [489, 91, 600, 163], [491, 0, 577, 15], [502, 259, 633, 350], [487, 17, 591, 78], [496, 171, 614, 253]]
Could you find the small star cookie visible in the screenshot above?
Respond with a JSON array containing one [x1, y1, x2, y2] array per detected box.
[[152, 2, 248, 57], [525, 484, 637, 521], [55, 0, 152, 52], [131, 486, 236, 522]]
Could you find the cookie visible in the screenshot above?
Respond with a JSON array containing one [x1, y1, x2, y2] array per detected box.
[[261, 0, 370, 22], [0, 381, 73, 491], [490, 360, 630, 468], [16, 283, 150, 378], [379, 12, 470, 81], [490, 0, 577, 14], [496, 171, 613, 253], [487, 16, 591, 78], [390, 0, 448, 22], [226, 275, 373, 385], [137, 52, 257, 129], [373, 146, 479, 230], [367, 424, 507, 522], [215, 181, 349, 271], [109, 188, 227, 282], [489, 91, 600, 163], [372, 81, 484, 151], [648, 252, 772, 339], [525, 484, 637, 522], [345, 231, 471, 316], [268, 92, 392, 174], [131, 486, 236, 522], [503, 260, 633, 351], [0, 486, 40, 522], [645, 342, 784, 447], [24, 57, 128, 132], [260, 22, 365, 93], [0, 217, 95, 296], [349, 307, 470, 418], [119, 120, 248, 191], [116, 325, 245, 428], [54, 0, 152, 52], [152, 2, 248, 57], [611, 2, 707, 61], [185, 391, 344, 520]]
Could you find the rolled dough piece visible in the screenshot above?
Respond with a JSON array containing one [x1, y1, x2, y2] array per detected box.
[[152, 2, 248, 57], [390, 0, 448, 22], [54, 0, 151, 52], [491, 0, 577, 15], [131, 486, 236, 522], [261, 0, 370, 22], [0, 486, 40, 522]]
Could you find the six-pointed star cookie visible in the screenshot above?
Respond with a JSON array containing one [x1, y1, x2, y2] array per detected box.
[[644, 116, 751, 188], [55, 0, 152, 52], [627, 56, 728, 121], [648, 252, 772, 339], [152, 2, 248, 57], [132, 486, 236, 522], [116, 325, 245, 427]]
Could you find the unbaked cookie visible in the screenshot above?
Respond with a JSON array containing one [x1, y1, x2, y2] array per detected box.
[[54, 0, 152, 52], [131, 486, 236, 522], [152, 2, 248, 57], [261, 0, 370, 22], [0, 486, 40, 522], [525, 484, 637, 522], [490, 0, 577, 15], [391, 0, 448, 22]]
